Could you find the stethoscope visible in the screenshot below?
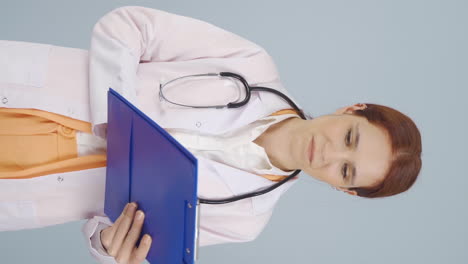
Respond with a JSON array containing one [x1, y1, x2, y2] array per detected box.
[[159, 72, 306, 204]]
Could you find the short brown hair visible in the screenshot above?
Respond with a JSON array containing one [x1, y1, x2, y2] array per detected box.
[[348, 104, 422, 198]]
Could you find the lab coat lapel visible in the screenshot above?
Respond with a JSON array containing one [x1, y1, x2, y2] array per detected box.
[[196, 157, 297, 214]]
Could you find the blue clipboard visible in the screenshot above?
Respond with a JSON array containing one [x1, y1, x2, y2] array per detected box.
[[105, 88, 199, 264]]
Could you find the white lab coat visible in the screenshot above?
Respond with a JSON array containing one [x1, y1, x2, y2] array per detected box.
[[0, 6, 299, 263]]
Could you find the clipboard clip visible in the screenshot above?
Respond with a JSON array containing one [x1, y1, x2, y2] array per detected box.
[[183, 199, 200, 263]]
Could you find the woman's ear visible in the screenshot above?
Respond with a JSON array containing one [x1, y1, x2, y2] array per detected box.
[[334, 103, 367, 115], [336, 187, 358, 196]]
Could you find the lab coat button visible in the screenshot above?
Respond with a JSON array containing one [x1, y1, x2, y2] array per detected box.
[[57, 176, 64, 182], [62, 127, 72, 134], [59, 126, 75, 138], [1, 97, 7, 104], [195, 121, 201, 128]]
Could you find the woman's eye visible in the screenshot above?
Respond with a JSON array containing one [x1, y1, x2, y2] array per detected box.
[[342, 163, 348, 179], [345, 129, 352, 146]]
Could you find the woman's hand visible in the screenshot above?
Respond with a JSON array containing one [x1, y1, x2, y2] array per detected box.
[[100, 202, 152, 264]]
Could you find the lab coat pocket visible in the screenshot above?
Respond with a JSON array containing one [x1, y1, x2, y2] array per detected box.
[[0, 41, 51, 88], [0, 200, 39, 231]]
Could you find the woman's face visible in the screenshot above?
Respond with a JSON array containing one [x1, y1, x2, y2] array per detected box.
[[289, 105, 393, 194]]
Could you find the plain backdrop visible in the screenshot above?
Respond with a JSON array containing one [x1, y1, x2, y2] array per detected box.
[[1, 0, 467, 263]]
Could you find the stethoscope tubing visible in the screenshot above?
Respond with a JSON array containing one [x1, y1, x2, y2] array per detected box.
[[202, 73, 305, 204], [199, 170, 301, 204], [160, 72, 305, 204]]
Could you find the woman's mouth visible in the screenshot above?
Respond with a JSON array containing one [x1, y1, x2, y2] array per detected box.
[[308, 137, 315, 165]]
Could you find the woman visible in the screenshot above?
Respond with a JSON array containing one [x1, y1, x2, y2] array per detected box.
[[0, 6, 422, 264]]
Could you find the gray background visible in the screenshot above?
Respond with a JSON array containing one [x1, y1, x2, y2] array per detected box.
[[1, 0, 467, 263]]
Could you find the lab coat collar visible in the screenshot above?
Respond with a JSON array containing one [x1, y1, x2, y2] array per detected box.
[[197, 156, 298, 213]]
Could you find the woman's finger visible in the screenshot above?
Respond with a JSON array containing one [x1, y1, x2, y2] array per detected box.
[[130, 234, 152, 264], [101, 203, 129, 250], [107, 203, 138, 257], [118, 210, 145, 260]]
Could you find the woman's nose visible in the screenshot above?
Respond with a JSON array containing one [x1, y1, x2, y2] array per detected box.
[[322, 141, 352, 166]]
